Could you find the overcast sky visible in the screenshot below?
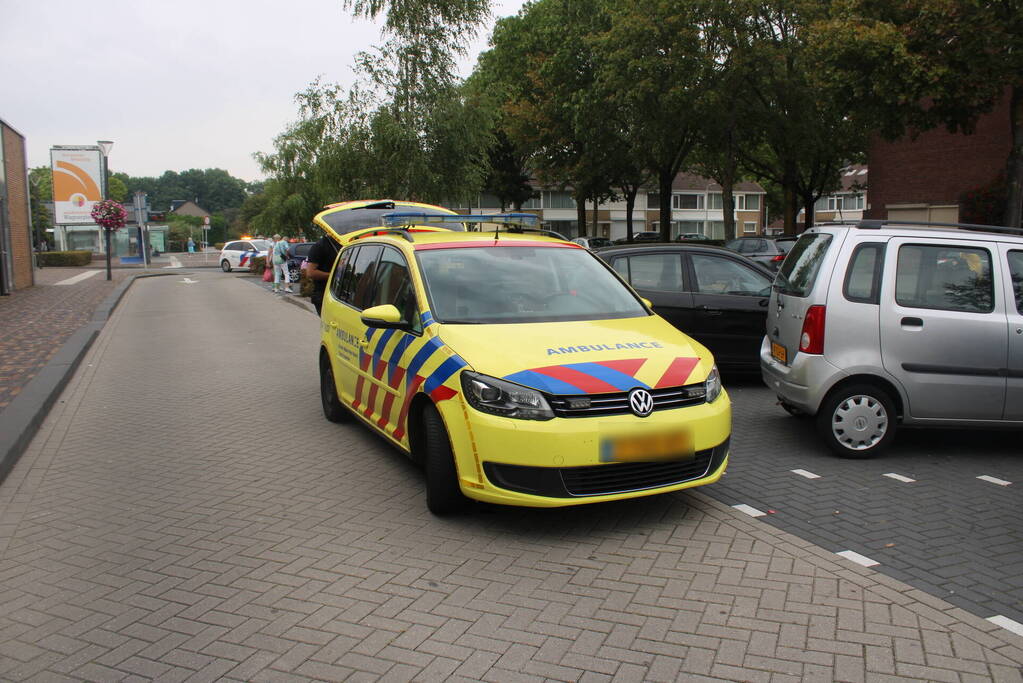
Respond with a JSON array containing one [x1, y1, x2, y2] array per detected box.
[[1, 0, 523, 182]]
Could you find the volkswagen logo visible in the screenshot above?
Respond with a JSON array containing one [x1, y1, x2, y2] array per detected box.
[[628, 388, 654, 417]]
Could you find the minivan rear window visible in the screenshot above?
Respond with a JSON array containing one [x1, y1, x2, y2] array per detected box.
[[774, 233, 833, 297]]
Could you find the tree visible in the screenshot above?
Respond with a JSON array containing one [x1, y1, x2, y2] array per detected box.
[[28, 167, 52, 247], [478, 1, 622, 236], [811, 0, 1023, 227], [717, 0, 868, 234], [596, 0, 714, 241], [120, 168, 249, 213]]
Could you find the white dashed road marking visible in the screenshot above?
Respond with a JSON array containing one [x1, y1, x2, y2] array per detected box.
[[837, 550, 880, 567], [54, 270, 100, 285], [987, 615, 1023, 637], [883, 473, 916, 483], [977, 475, 1012, 486], [732, 504, 767, 517], [791, 469, 820, 479]]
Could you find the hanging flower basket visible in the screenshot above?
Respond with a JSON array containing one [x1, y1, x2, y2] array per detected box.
[[91, 199, 128, 230]]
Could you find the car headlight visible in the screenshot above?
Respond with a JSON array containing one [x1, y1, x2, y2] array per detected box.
[[460, 371, 554, 421], [705, 365, 722, 403]]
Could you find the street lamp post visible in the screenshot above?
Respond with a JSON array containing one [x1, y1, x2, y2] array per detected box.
[[97, 140, 114, 280]]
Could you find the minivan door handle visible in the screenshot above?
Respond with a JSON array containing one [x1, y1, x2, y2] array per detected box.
[[701, 306, 723, 315], [901, 317, 923, 327]]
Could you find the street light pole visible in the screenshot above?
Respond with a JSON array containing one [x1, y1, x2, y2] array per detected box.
[[97, 140, 114, 280]]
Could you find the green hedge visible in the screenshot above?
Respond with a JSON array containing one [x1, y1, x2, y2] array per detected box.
[[38, 250, 92, 267]]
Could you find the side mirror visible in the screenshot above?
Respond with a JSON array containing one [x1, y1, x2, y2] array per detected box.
[[641, 297, 653, 309], [361, 304, 407, 330]]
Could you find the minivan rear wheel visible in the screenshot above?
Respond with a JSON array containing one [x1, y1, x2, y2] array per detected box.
[[319, 353, 349, 423], [817, 384, 896, 458]]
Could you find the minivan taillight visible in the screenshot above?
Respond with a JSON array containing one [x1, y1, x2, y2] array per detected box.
[[799, 305, 826, 354]]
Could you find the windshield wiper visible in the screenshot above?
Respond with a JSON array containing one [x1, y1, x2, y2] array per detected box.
[[437, 319, 484, 324]]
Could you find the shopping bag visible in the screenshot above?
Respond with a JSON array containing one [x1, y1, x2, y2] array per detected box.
[[262, 266, 273, 282]]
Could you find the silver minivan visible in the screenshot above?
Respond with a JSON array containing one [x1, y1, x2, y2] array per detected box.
[[761, 221, 1023, 457]]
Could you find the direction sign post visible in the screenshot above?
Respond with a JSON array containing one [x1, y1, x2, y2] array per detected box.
[[203, 215, 210, 264]]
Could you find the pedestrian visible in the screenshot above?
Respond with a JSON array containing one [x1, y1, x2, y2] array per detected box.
[[271, 234, 292, 293], [306, 234, 340, 315], [187, 237, 195, 253]]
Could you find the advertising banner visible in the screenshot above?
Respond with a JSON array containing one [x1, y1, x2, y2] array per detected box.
[[51, 146, 103, 224]]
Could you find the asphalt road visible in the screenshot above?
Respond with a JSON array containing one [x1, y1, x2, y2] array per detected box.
[[709, 374, 1023, 628]]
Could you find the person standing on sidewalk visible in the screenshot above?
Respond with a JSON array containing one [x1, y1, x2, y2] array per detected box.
[[271, 235, 292, 293], [306, 234, 340, 315]]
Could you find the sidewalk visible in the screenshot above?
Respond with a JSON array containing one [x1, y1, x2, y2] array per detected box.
[[0, 267, 132, 412]]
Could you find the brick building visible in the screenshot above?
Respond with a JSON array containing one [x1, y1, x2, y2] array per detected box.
[[865, 91, 1012, 223], [1, 118, 34, 295]]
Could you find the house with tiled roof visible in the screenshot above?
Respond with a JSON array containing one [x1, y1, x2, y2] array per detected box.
[[449, 171, 767, 241]]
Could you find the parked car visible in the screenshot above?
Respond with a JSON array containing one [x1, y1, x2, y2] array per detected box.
[[724, 236, 790, 271], [572, 236, 614, 250], [677, 232, 711, 242], [597, 244, 773, 371], [219, 239, 271, 272], [613, 231, 663, 245], [286, 241, 315, 282], [761, 220, 1023, 458], [318, 214, 731, 514]]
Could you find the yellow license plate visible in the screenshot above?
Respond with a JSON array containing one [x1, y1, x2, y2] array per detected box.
[[771, 341, 787, 364], [602, 430, 693, 463]]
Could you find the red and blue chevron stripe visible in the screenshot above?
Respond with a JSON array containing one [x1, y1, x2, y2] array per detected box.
[[352, 328, 467, 440], [503, 357, 700, 395]]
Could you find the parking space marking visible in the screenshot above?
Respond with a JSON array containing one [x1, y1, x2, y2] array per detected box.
[[837, 550, 880, 567], [54, 270, 100, 286], [883, 473, 916, 483], [732, 504, 766, 517], [977, 475, 1012, 486], [791, 469, 820, 479], [987, 615, 1023, 637]]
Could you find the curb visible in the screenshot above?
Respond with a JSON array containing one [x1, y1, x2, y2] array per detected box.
[[0, 272, 182, 485]]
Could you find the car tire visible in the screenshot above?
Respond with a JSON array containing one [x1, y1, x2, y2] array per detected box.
[[221, 259, 232, 272], [319, 353, 349, 423], [816, 384, 896, 458], [422, 404, 466, 515]]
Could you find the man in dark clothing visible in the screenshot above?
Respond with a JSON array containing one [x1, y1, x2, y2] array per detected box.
[[306, 234, 340, 315]]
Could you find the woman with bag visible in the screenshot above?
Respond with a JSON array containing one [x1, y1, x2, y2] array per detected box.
[[271, 234, 292, 293]]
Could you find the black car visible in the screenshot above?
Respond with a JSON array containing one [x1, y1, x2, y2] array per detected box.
[[723, 236, 791, 271], [286, 242, 315, 283], [596, 243, 774, 371]]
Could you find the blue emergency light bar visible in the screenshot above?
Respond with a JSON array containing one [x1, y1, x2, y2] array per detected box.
[[380, 212, 540, 228]]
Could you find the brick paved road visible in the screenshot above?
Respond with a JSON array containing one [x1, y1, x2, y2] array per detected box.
[[1, 273, 1022, 681], [709, 377, 1023, 630], [0, 268, 130, 413]]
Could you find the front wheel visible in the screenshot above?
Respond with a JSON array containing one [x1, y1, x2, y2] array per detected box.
[[816, 384, 896, 458], [422, 405, 466, 515], [319, 354, 349, 423], [221, 259, 232, 272]]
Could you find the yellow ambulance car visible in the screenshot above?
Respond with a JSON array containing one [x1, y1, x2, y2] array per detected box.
[[317, 212, 731, 513]]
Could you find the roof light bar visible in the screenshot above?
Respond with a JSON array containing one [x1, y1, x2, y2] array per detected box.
[[381, 212, 540, 228]]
